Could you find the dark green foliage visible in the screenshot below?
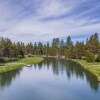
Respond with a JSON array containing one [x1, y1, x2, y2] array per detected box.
[[51, 38, 60, 56], [65, 36, 75, 59], [81, 56, 86, 60], [59, 39, 65, 56], [0, 57, 4, 62], [28, 54, 33, 57], [86, 52, 95, 63], [38, 42, 43, 55], [3, 57, 9, 62], [0, 33, 100, 63], [46, 42, 50, 56], [75, 41, 85, 59], [66, 45, 76, 59], [25, 42, 33, 54], [86, 33, 100, 54], [0, 57, 10, 63], [19, 50, 24, 58], [96, 54, 100, 62], [18, 55, 23, 59], [66, 36, 73, 48]]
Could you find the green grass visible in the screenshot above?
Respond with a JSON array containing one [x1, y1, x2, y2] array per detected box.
[[0, 57, 44, 73], [15, 57, 44, 64], [69, 59, 100, 81]]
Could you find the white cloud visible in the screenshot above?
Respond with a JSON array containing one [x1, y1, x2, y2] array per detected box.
[[0, 0, 100, 43]]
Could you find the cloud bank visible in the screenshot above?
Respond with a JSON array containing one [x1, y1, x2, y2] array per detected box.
[[0, 0, 100, 43]]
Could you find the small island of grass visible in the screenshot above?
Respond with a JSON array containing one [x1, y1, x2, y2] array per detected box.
[[0, 57, 44, 73]]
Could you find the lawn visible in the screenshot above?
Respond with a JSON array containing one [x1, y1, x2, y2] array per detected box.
[[0, 57, 44, 73]]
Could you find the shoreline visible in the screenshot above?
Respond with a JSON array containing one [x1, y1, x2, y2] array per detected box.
[[68, 59, 100, 82], [0, 57, 44, 74], [5, 55, 100, 82], [41, 55, 100, 82]]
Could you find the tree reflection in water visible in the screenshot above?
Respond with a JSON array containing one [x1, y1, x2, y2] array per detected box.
[[0, 68, 22, 90], [37, 58, 99, 92], [0, 58, 99, 92]]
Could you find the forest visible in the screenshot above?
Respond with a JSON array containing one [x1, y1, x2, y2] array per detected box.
[[0, 33, 100, 63]]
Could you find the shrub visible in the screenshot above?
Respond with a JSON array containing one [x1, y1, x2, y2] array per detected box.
[[86, 52, 95, 63], [96, 54, 100, 62], [81, 56, 86, 60], [18, 55, 22, 59], [0, 57, 10, 62], [3, 57, 9, 62], [0, 57, 3, 62], [28, 54, 33, 57]]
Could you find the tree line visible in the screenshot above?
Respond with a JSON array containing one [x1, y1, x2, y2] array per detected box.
[[0, 33, 100, 62]]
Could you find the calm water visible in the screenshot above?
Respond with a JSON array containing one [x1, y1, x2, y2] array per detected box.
[[0, 58, 100, 100]]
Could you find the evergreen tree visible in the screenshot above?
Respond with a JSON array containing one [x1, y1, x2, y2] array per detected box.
[[86, 33, 100, 54], [38, 42, 43, 55], [86, 52, 95, 62], [66, 44, 76, 59], [75, 41, 85, 59], [52, 38, 60, 56], [59, 39, 65, 56], [66, 36, 73, 48], [0, 33, 99, 62], [46, 42, 50, 56]]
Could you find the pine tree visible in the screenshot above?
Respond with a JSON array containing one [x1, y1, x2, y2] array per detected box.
[[66, 36, 73, 48], [59, 39, 65, 56], [66, 44, 76, 59], [52, 38, 60, 56], [86, 33, 100, 54], [75, 41, 85, 59]]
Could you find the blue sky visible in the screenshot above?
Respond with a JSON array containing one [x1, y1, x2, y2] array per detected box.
[[0, 0, 100, 43]]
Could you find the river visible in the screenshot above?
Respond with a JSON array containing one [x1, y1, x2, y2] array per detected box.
[[0, 58, 100, 100]]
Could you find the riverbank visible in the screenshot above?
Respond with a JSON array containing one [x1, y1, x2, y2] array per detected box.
[[0, 57, 44, 73], [69, 59, 100, 81]]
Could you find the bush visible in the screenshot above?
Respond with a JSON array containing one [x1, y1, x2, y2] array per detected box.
[[28, 54, 33, 57], [18, 55, 23, 59], [0, 57, 4, 62], [0, 57, 9, 63], [3, 57, 9, 62], [81, 56, 86, 60], [0, 57, 10, 63], [86, 52, 95, 63], [96, 54, 100, 62]]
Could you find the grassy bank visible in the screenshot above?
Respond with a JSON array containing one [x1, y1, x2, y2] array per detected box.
[[69, 59, 100, 81], [0, 57, 44, 73]]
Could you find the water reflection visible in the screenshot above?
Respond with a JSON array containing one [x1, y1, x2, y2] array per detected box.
[[36, 58, 99, 91], [0, 58, 99, 92], [0, 68, 22, 90]]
